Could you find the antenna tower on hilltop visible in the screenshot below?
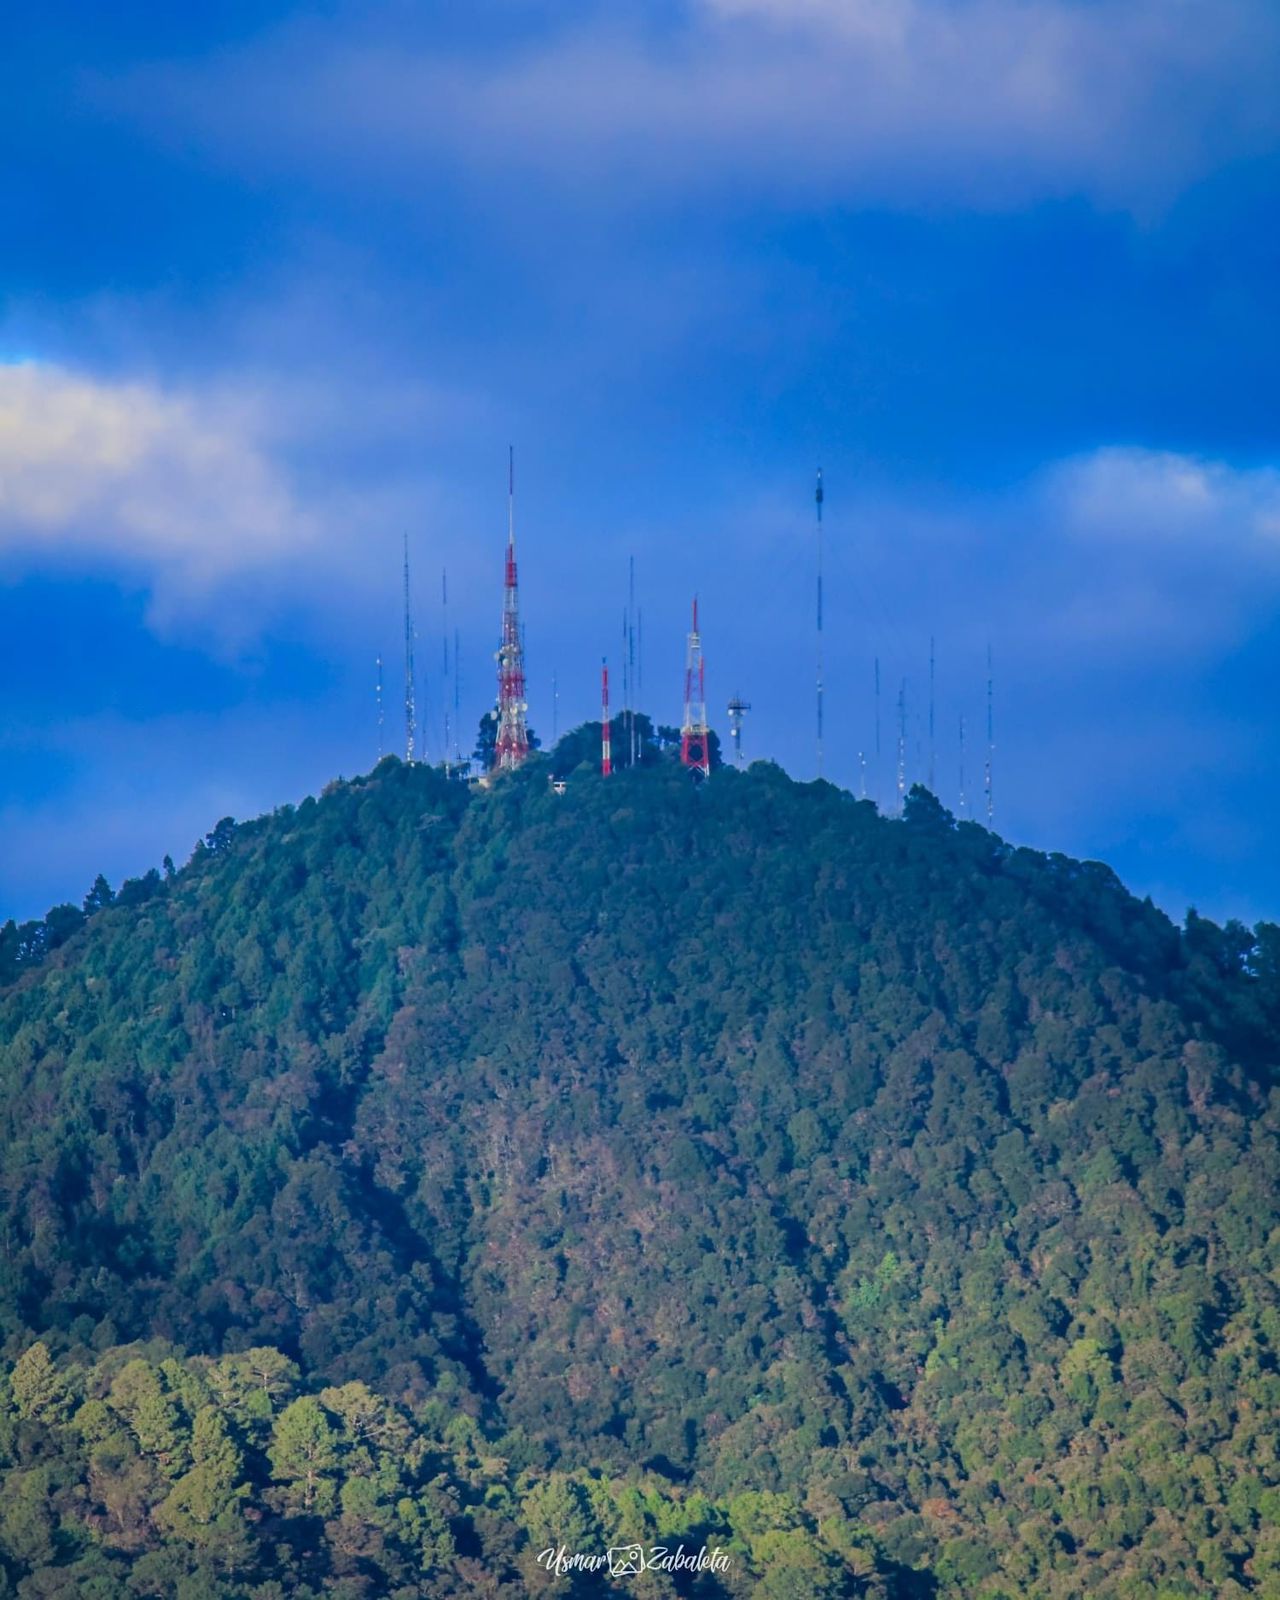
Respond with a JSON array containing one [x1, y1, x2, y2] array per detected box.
[[601, 659, 613, 776], [985, 643, 994, 825], [442, 570, 451, 766], [681, 597, 711, 779], [376, 654, 384, 761], [494, 447, 530, 773], [815, 468, 825, 778], [959, 713, 967, 816], [929, 635, 936, 793], [727, 694, 751, 766], [403, 535, 417, 764]]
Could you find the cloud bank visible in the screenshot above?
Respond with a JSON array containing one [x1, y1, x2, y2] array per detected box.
[[0, 361, 315, 596], [118, 0, 1280, 211]]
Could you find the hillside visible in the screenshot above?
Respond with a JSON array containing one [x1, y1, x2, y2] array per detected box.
[[0, 743, 1278, 1598]]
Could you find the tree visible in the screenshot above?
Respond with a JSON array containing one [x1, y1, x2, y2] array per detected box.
[[474, 711, 498, 771], [11, 1344, 74, 1424], [82, 875, 115, 914], [269, 1396, 340, 1515]]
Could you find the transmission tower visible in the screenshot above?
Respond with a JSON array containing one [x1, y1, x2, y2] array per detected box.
[[375, 654, 384, 761], [601, 659, 613, 776], [403, 535, 417, 765], [494, 447, 530, 773], [815, 468, 824, 778], [681, 597, 710, 779], [959, 713, 967, 816], [727, 694, 751, 766], [442, 570, 451, 767], [929, 635, 936, 793], [985, 643, 994, 825]]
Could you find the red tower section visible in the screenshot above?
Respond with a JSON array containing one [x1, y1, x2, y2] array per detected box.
[[494, 449, 530, 774], [680, 597, 710, 779]]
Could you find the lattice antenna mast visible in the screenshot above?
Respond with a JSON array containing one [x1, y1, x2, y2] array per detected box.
[[494, 446, 530, 772], [959, 714, 967, 815], [601, 659, 613, 776], [896, 679, 907, 811], [442, 570, 451, 768], [727, 695, 751, 767], [453, 628, 461, 762], [628, 555, 638, 768], [681, 596, 711, 778], [874, 656, 881, 801], [403, 534, 416, 765], [985, 642, 994, 826], [376, 655, 384, 761], [815, 468, 825, 778], [929, 635, 936, 793], [552, 670, 559, 744]]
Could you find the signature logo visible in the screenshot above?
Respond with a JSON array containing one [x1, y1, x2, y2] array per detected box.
[[607, 1545, 645, 1576], [538, 1543, 731, 1579]]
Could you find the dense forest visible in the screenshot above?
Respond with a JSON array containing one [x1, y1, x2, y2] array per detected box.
[[0, 723, 1278, 1597]]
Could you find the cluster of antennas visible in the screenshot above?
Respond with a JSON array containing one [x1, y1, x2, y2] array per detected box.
[[391, 460, 994, 820], [392, 453, 728, 787]]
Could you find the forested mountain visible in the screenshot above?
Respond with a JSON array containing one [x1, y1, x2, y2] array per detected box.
[[1, 737, 1278, 1598]]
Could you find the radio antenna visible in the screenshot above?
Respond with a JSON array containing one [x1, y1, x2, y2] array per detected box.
[[985, 642, 995, 826], [376, 654, 384, 762], [403, 534, 416, 764], [815, 468, 825, 778], [929, 635, 936, 793], [959, 713, 967, 816]]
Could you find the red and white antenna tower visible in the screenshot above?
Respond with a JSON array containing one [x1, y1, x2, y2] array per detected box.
[[681, 596, 710, 778], [601, 659, 613, 776], [494, 446, 530, 773]]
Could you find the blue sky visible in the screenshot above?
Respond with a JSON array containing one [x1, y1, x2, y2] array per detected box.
[[1, 0, 1278, 926]]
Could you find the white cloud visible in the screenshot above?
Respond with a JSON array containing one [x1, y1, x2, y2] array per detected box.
[[116, 0, 1280, 211], [0, 360, 316, 592], [1046, 447, 1280, 548]]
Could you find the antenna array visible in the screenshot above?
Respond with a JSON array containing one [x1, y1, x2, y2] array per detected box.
[[403, 535, 417, 765], [680, 597, 710, 779], [815, 468, 824, 778], [494, 446, 530, 772]]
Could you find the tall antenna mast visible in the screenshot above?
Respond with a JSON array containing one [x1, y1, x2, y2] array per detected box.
[[985, 642, 994, 826], [376, 654, 384, 761], [815, 468, 824, 778], [403, 534, 416, 765], [552, 669, 559, 744], [896, 679, 907, 811], [494, 446, 530, 773], [620, 607, 630, 765], [928, 635, 936, 793], [442, 570, 451, 768], [453, 627, 461, 762], [874, 655, 881, 801], [727, 694, 751, 766], [628, 555, 638, 768], [601, 659, 613, 776], [959, 713, 967, 816], [681, 596, 711, 779]]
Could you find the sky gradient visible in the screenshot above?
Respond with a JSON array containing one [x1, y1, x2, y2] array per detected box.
[[1, 0, 1278, 926]]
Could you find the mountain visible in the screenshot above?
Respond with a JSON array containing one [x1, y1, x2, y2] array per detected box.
[[0, 741, 1278, 1598]]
